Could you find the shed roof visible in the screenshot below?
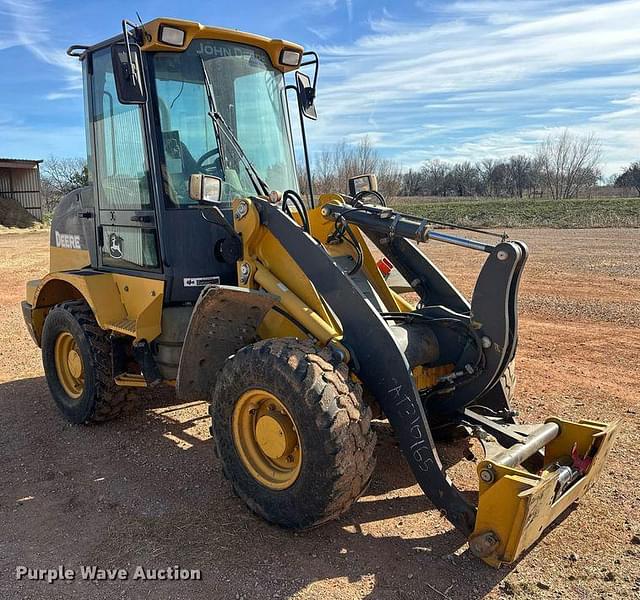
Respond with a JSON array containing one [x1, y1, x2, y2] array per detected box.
[[0, 158, 43, 169]]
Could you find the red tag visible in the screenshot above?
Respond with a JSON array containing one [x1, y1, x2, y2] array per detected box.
[[571, 443, 593, 474], [376, 258, 394, 277]]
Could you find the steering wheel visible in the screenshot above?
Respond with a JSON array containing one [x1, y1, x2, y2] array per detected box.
[[196, 148, 222, 176]]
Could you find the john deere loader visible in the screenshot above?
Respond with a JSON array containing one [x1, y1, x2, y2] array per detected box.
[[22, 18, 617, 567]]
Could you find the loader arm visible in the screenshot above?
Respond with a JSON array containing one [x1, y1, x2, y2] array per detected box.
[[234, 195, 618, 566], [322, 202, 528, 420], [253, 197, 478, 533]]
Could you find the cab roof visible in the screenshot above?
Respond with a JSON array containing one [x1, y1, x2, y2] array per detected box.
[[139, 18, 304, 72]]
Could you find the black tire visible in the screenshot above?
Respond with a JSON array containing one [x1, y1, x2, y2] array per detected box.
[[210, 338, 376, 529], [41, 300, 130, 424]]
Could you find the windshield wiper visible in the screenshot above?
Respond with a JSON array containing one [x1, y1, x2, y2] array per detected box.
[[199, 57, 270, 197]]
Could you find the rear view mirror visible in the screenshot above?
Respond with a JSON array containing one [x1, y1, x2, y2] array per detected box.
[[190, 174, 222, 205], [111, 43, 146, 104], [295, 71, 317, 120], [348, 174, 378, 197]]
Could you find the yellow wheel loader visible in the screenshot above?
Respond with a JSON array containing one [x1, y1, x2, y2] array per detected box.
[[22, 18, 617, 567]]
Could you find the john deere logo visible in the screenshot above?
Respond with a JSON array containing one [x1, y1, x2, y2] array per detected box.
[[108, 233, 123, 259]]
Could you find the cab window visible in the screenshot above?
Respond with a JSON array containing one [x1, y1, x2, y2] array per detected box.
[[91, 48, 152, 211]]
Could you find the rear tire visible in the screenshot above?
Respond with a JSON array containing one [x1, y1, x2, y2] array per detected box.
[[42, 300, 130, 424], [210, 338, 376, 529]]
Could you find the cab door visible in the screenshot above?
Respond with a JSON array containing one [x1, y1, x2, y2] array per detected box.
[[88, 46, 161, 275]]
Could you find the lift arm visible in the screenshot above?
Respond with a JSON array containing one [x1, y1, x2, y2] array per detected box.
[[321, 202, 528, 417]]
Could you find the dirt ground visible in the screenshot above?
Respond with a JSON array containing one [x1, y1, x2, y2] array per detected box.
[[1, 228, 639, 600]]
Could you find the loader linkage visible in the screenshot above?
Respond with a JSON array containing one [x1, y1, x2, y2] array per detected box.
[[258, 197, 619, 566]]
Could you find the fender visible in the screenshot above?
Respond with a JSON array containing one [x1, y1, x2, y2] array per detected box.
[[26, 270, 164, 345], [176, 285, 278, 401]]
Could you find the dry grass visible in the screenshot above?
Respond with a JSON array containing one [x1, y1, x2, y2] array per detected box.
[[390, 196, 640, 229]]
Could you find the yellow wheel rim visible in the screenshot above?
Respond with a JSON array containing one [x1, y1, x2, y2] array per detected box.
[[232, 389, 302, 490], [54, 332, 84, 399]]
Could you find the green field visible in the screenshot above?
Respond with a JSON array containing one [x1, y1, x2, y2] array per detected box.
[[389, 196, 640, 229]]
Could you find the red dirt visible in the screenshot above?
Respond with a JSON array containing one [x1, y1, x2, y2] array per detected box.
[[1, 228, 639, 599]]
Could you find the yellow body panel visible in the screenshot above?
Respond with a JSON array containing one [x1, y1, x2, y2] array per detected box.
[[49, 247, 91, 272], [233, 194, 420, 344], [232, 194, 415, 360], [29, 272, 164, 345], [233, 197, 342, 345], [140, 18, 303, 73]]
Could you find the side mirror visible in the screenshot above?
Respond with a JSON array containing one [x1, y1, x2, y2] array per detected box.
[[111, 43, 146, 104], [348, 174, 378, 197], [190, 174, 222, 204], [295, 71, 317, 120]]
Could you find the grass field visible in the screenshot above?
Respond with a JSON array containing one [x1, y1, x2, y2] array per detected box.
[[390, 196, 640, 229]]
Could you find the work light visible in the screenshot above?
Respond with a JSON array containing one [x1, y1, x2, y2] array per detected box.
[[159, 25, 186, 47], [280, 49, 302, 67]]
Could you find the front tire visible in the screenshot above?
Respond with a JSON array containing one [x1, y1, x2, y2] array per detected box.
[[42, 300, 130, 424], [210, 338, 376, 529]]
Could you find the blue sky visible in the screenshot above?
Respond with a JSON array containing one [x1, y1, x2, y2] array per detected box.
[[1, 0, 639, 176]]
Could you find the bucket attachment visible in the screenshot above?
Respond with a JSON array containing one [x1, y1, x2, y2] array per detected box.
[[469, 418, 619, 567]]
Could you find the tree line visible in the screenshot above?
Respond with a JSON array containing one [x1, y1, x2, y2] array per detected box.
[[39, 130, 639, 214], [302, 130, 612, 200]]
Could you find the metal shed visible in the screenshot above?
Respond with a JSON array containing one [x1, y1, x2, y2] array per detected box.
[[0, 158, 43, 220]]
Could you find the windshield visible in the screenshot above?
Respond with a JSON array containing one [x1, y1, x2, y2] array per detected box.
[[153, 40, 298, 206]]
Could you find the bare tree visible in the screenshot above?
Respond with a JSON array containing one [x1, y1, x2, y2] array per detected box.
[[536, 131, 601, 199], [508, 155, 533, 199], [41, 157, 89, 211], [300, 137, 403, 200], [402, 168, 424, 196], [479, 159, 510, 197], [300, 131, 609, 201], [447, 162, 481, 197], [614, 161, 640, 197], [421, 160, 451, 196]]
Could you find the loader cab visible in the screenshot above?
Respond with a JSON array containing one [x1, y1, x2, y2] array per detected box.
[[78, 20, 302, 304]]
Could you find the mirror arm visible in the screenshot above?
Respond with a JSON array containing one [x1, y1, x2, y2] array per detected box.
[[121, 19, 140, 86], [286, 84, 314, 208], [300, 51, 319, 91]]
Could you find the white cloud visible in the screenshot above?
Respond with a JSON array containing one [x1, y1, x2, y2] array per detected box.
[[345, 0, 353, 22], [0, 0, 81, 95], [302, 0, 640, 175], [46, 91, 81, 101], [307, 25, 339, 40]]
